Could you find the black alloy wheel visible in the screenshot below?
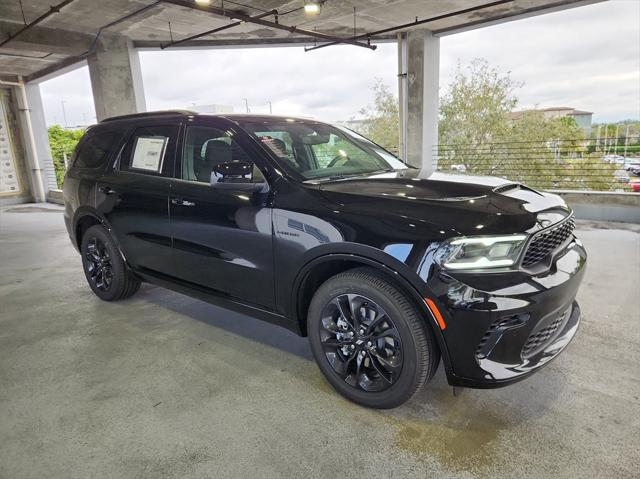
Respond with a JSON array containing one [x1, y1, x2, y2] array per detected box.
[[85, 236, 113, 292], [319, 294, 403, 392], [308, 267, 440, 409], [81, 224, 141, 301]]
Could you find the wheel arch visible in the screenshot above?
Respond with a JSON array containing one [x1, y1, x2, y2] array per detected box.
[[74, 211, 102, 250], [291, 249, 452, 373], [72, 209, 130, 267]]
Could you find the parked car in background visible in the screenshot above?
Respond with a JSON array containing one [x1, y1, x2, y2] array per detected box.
[[624, 161, 640, 176], [63, 111, 587, 408], [631, 182, 640, 193], [604, 155, 625, 164], [614, 170, 631, 183]]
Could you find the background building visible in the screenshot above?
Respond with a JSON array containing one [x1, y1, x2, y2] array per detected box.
[[511, 107, 593, 135]]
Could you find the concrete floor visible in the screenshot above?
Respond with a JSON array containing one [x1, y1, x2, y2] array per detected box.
[[1, 204, 639, 479]]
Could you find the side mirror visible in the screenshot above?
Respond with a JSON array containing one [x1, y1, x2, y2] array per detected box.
[[210, 161, 269, 193]]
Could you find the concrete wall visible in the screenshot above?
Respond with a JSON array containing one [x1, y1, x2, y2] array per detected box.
[[0, 87, 32, 206], [0, 82, 56, 206], [552, 190, 640, 223]]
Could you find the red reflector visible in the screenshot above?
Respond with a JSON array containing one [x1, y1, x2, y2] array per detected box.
[[425, 298, 446, 330]]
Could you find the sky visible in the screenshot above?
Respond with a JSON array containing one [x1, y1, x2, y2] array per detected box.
[[40, 0, 640, 127]]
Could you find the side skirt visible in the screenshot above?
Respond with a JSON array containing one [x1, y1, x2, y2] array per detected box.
[[135, 268, 302, 335]]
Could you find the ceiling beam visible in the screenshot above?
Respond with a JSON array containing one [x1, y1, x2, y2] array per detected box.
[[134, 35, 397, 51], [0, 21, 94, 55], [432, 0, 604, 36], [0, 0, 77, 49]]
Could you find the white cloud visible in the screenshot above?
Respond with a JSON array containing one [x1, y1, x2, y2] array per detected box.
[[40, 0, 639, 127], [40, 65, 96, 127], [439, 0, 640, 122]]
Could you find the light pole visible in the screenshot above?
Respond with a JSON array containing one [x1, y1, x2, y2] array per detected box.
[[267, 101, 272, 114], [242, 98, 250, 113], [61, 100, 68, 127], [624, 124, 630, 158]]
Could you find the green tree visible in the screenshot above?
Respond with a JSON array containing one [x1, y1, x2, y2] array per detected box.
[[358, 79, 399, 152], [438, 58, 521, 172], [48, 125, 84, 187], [437, 59, 620, 190], [359, 59, 625, 191], [499, 112, 617, 190]]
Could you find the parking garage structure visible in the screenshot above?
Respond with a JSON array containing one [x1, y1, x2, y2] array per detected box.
[[0, 0, 600, 206]]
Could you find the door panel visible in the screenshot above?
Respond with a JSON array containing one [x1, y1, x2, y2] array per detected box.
[[170, 182, 274, 307], [169, 121, 275, 309], [97, 173, 172, 274], [96, 123, 179, 276]]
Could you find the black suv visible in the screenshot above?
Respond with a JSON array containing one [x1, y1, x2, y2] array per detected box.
[[64, 111, 586, 408]]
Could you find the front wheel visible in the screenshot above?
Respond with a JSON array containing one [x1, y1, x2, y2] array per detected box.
[[307, 268, 440, 409]]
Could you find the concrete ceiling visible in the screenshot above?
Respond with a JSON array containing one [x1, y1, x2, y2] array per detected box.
[[0, 0, 599, 82]]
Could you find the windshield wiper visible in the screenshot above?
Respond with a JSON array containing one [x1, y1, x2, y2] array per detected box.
[[306, 169, 398, 183]]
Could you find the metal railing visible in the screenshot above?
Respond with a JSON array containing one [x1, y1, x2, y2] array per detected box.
[[386, 137, 640, 192]]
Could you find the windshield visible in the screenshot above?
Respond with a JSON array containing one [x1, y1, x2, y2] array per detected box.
[[238, 119, 408, 181]]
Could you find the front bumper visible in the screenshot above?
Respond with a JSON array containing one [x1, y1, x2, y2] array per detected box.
[[429, 239, 586, 388]]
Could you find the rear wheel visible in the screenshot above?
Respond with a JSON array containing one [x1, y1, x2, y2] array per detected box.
[[307, 267, 439, 409], [81, 224, 140, 301]]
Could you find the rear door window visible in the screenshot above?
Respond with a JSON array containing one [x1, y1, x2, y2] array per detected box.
[[74, 129, 123, 168], [120, 124, 179, 177]]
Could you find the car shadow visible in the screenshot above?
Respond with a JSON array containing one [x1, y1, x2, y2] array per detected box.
[[135, 282, 567, 424], [136, 283, 315, 361]]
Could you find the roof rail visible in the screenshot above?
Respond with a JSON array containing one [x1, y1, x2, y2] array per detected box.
[[101, 109, 197, 123]]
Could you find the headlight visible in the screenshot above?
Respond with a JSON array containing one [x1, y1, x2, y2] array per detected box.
[[435, 235, 528, 270]]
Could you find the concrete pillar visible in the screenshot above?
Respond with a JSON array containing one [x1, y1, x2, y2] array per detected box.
[[402, 30, 439, 173], [23, 83, 58, 193], [87, 34, 146, 121]]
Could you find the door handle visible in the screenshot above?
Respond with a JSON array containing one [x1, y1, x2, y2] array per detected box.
[[98, 186, 115, 195], [171, 198, 196, 207]]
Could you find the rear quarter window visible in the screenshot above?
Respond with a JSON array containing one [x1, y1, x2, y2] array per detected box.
[[74, 129, 123, 169]]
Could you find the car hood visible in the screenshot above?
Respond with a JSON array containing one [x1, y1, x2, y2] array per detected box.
[[316, 170, 571, 236]]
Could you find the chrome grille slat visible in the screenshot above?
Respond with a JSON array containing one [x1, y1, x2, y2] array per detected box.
[[522, 216, 575, 267]]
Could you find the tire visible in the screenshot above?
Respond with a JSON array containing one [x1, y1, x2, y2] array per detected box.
[[307, 267, 440, 409], [80, 224, 141, 301]]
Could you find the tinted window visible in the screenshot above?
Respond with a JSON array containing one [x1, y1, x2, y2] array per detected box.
[[182, 125, 263, 183], [120, 125, 179, 177], [240, 119, 407, 180], [74, 129, 122, 168]]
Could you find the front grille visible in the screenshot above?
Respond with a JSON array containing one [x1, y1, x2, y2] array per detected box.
[[521, 309, 569, 358], [522, 216, 575, 267]]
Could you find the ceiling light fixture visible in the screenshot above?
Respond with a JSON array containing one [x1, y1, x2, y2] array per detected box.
[[304, 1, 322, 15], [194, 0, 211, 5]]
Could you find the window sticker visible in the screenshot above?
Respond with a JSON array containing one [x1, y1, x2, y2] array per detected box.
[[131, 136, 168, 172]]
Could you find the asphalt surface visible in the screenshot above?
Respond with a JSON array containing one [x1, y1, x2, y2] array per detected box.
[[1, 204, 639, 479]]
